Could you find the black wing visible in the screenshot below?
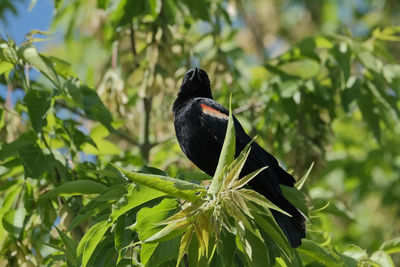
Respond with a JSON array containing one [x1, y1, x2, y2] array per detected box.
[[195, 98, 293, 188]]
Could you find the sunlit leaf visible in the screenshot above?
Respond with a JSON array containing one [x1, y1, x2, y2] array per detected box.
[[295, 162, 313, 190], [40, 180, 107, 199], [21, 45, 61, 88], [370, 250, 395, 267], [380, 237, 400, 255], [240, 189, 291, 217], [114, 165, 204, 202], [109, 184, 166, 223], [297, 239, 340, 266], [77, 220, 111, 267], [209, 95, 235, 195]]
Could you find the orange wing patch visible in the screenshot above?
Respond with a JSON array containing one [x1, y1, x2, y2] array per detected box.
[[200, 104, 229, 120]]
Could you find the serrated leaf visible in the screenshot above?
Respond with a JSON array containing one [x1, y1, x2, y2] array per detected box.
[[133, 198, 179, 240], [144, 219, 191, 243], [297, 239, 340, 266], [236, 223, 270, 266], [370, 250, 395, 267], [295, 162, 313, 190], [158, 200, 204, 225], [280, 59, 320, 79], [109, 184, 166, 225], [177, 227, 194, 267], [209, 95, 235, 195], [77, 220, 111, 267], [2, 207, 26, 238], [280, 185, 309, 218], [114, 165, 204, 202], [233, 166, 268, 190], [0, 61, 13, 75], [21, 46, 61, 89], [230, 190, 252, 219], [342, 244, 368, 261], [223, 196, 254, 235], [217, 229, 236, 267], [239, 189, 291, 217], [223, 146, 252, 191], [114, 214, 133, 264], [54, 226, 77, 264], [24, 88, 52, 133], [68, 200, 110, 231], [40, 180, 107, 199], [144, 236, 181, 267], [251, 211, 292, 259], [380, 237, 400, 255]]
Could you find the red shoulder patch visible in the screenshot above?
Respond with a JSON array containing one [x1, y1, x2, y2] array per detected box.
[[200, 104, 228, 120]]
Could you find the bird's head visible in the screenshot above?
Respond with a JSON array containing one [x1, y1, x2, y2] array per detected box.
[[178, 68, 213, 99]]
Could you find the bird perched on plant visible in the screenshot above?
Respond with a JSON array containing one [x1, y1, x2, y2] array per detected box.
[[173, 68, 306, 247]]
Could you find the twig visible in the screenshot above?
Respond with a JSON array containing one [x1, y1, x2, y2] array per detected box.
[[129, 22, 139, 68], [111, 41, 118, 70], [233, 101, 264, 115]]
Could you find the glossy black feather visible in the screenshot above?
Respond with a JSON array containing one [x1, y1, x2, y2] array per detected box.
[[173, 68, 306, 247]]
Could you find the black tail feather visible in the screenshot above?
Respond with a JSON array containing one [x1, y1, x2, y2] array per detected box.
[[271, 206, 306, 248]]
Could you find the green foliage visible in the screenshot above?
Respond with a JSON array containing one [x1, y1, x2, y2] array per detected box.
[[0, 0, 400, 266]]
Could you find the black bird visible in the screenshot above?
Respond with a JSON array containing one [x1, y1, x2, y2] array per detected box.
[[173, 68, 306, 248]]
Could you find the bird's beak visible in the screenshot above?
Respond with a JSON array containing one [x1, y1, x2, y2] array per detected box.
[[190, 67, 199, 81]]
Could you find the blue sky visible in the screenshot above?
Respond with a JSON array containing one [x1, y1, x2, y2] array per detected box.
[[0, 0, 53, 45], [0, 1, 54, 103]]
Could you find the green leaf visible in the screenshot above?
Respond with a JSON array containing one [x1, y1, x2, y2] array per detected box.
[[21, 45, 61, 89], [67, 184, 126, 230], [81, 85, 114, 131], [239, 189, 291, 217], [0, 61, 13, 75], [19, 142, 54, 178], [295, 162, 313, 190], [279, 59, 320, 79], [144, 236, 181, 267], [250, 210, 292, 258], [40, 180, 107, 199], [280, 185, 309, 218], [222, 143, 253, 191], [209, 95, 235, 195], [115, 165, 204, 202], [0, 42, 18, 63], [65, 81, 114, 131], [67, 201, 110, 231], [133, 198, 179, 241], [48, 55, 77, 78], [233, 166, 268, 190], [297, 239, 340, 266], [2, 207, 26, 238], [358, 92, 381, 142], [54, 226, 77, 264], [77, 220, 111, 267], [342, 244, 368, 261], [217, 229, 236, 267], [177, 171, 212, 182], [357, 51, 383, 73], [24, 88, 52, 133], [144, 219, 190, 243], [380, 237, 400, 255], [109, 183, 166, 223], [370, 250, 395, 267], [177, 227, 194, 267], [237, 223, 270, 267], [114, 214, 133, 263]]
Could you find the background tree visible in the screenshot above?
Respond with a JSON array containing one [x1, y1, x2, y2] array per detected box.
[[0, 0, 399, 266]]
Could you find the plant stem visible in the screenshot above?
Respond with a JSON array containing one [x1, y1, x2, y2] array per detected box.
[[140, 96, 153, 162]]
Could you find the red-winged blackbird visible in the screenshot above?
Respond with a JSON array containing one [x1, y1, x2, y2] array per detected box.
[[173, 68, 306, 247]]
